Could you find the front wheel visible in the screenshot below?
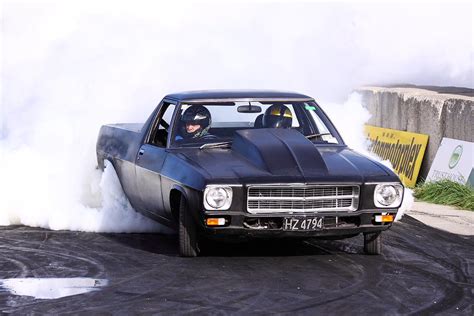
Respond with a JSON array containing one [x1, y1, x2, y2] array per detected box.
[[363, 232, 382, 255], [179, 195, 199, 257]]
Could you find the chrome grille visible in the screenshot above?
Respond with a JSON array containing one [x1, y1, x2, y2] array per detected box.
[[247, 185, 359, 214]]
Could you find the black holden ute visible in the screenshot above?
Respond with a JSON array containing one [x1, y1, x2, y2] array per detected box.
[[96, 90, 404, 257]]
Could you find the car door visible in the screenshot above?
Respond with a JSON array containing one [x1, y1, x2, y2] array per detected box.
[[135, 100, 177, 219]]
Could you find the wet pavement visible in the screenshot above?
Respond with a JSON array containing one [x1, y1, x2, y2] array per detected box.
[[0, 216, 473, 314]]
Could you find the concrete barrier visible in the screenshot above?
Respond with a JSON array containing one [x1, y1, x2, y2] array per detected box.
[[357, 86, 473, 180]]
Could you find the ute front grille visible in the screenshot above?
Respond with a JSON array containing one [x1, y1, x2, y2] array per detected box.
[[247, 185, 359, 214]]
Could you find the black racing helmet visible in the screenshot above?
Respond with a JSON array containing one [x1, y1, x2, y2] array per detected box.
[[180, 105, 212, 138], [262, 104, 293, 128]]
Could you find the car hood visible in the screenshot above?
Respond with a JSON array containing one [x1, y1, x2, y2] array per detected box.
[[174, 128, 395, 185]]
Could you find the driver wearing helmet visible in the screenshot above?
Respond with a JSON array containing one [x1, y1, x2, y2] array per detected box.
[[262, 104, 293, 128], [176, 105, 214, 140]]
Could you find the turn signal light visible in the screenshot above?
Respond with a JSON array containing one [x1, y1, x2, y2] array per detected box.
[[375, 214, 394, 223], [206, 218, 226, 226]]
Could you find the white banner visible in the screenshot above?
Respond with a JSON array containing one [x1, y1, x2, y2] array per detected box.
[[426, 138, 473, 186]]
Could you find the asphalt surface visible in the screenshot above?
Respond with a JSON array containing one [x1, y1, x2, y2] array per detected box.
[[0, 216, 473, 315]]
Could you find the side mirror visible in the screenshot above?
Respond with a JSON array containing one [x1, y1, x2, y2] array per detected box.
[[237, 105, 262, 113]]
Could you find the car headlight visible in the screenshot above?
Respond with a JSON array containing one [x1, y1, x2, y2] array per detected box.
[[204, 185, 233, 210], [374, 183, 403, 208]]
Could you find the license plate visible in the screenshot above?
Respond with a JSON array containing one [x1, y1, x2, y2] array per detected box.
[[283, 217, 324, 231]]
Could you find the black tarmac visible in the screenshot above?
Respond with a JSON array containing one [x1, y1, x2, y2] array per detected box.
[[1, 216, 473, 314]]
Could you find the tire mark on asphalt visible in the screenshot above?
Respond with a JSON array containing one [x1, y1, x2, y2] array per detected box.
[[0, 245, 106, 278], [1, 218, 473, 314], [384, 219, 473, 314], [0, 258, 30, 278]]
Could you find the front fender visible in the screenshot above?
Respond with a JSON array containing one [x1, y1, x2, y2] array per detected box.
[[163, 178, 203, 224]]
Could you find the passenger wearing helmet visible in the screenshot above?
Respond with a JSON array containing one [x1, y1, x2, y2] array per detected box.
[[262, 104, 293, 128], [176, 105, 214, 140]]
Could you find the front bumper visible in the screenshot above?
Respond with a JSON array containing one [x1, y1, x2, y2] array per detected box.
[[199, 210, 397, 240]]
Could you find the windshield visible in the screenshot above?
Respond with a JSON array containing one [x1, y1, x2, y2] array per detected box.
[[170, 101, 341, 148]]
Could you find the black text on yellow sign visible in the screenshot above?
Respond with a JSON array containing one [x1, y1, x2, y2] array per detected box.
[[364, 125, 429, 187]]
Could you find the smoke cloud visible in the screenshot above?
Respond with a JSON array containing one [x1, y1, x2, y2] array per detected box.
[[1, 1, 471, 231]]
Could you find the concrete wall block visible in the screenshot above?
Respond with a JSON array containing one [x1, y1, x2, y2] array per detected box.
[[357, 87, 473, 180], [443, 99, 474, 143]]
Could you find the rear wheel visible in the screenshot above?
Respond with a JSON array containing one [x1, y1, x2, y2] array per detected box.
[[364, 232, 382, 255], [179, 195, 199, 257]]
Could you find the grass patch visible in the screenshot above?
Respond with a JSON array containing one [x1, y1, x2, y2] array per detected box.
[[414, 179, 474, 211]]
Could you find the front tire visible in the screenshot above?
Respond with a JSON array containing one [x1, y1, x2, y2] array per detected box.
[[179, 195, 199, 257], [364, 232, 382, 255]]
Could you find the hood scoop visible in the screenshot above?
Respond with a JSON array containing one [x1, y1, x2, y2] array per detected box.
[[232, 128, 328, 178]]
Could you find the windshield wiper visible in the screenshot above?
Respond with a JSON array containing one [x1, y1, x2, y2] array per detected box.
[[306, 133, 331, 140], [199, 141, 232, 150]]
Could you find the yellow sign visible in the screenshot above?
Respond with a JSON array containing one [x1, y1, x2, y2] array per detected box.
[[364, 125, 429, 188]]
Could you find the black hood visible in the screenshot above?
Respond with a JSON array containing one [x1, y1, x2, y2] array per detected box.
[[175, 129, 394, 185]]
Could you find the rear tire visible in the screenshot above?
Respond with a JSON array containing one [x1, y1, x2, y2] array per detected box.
[[179, 195, 199, 257], [364, 232, 382, 255]]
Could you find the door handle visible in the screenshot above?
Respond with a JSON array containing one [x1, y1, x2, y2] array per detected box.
[[137, 149, 145, 161]]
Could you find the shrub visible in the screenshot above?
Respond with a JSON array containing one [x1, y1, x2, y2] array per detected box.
[[414, 179, 474, 211]]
